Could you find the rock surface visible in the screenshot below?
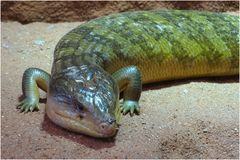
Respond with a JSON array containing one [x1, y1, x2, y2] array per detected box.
[[1, 1, 239, 23]]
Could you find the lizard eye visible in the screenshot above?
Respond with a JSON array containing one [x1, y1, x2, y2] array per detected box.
[[73, 99, 85, 112], [73, 100, 86, 119]]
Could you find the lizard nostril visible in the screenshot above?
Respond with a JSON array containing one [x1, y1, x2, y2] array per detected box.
[[100, 118, 115, 129], [99, 119, 118, 136], [100, 123, 107, 130]]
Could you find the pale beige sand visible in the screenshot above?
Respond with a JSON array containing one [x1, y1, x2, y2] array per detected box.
[[1, 22, 239, 159]]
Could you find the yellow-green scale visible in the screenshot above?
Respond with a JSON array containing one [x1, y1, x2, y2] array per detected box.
[[54, 10, 239, 83]]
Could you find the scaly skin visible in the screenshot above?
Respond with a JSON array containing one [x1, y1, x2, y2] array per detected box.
[[18, 10, 239, 138]]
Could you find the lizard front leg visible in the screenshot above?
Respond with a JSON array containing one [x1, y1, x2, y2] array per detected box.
[[17, 68, 50, 112], [112, 66, 142, 116]]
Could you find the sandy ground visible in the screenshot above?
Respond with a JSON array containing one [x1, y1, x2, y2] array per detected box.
[[1, 22, 239, 159]]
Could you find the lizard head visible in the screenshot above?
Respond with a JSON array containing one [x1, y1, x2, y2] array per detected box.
[[46, 64, 121, 138]]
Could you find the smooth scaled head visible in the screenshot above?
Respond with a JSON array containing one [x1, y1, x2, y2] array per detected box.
[[46, 64, 121, 138]]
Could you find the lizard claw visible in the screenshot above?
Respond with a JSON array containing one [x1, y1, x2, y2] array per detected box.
[[120, 100, 140, 116], [17, 98, 39, 113]]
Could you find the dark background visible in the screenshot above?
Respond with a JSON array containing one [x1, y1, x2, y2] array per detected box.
[[1, 1, 239, 24]]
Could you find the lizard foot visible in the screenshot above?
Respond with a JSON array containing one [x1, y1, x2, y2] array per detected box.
[[120, 100, 140, 116], [17, 98, 40, 113]]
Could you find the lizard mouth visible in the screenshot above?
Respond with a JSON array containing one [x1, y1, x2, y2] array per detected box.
[[56, 110, 118, 137], [46, 97, 118, 138]]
